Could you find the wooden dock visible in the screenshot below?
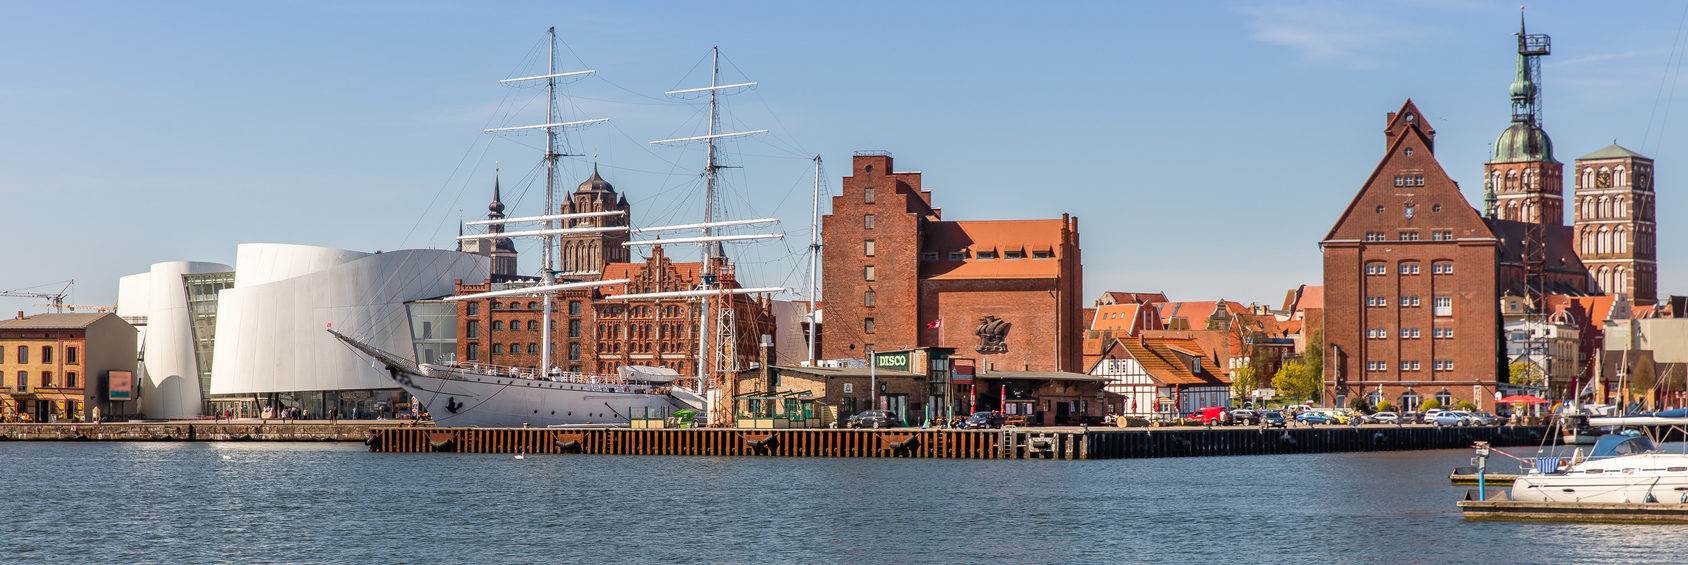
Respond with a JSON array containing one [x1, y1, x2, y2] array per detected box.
[[367, 424, 1549, 460], [0, 421, 411, 442], [1459, 497, 1688, 523]]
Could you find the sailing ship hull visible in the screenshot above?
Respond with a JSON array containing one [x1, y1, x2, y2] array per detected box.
[[398, 365, 685, 427]]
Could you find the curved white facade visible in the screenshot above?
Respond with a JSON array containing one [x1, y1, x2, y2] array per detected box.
[[209, 244, 487, 395], [116, 261, 234, 419]]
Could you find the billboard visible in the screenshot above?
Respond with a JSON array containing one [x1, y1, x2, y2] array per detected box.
[[108, 371, 134, 401]]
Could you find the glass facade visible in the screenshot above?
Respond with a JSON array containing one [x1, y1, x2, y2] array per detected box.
[[182, 271, 235, 414], [407, 300, 458, 365]]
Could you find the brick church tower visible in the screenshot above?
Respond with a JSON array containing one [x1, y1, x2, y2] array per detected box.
[[1483, 15, 1563, 228], [459, 170, 519, 277], [1573, 144, 1658, 303], [558, 165, 631, 279]]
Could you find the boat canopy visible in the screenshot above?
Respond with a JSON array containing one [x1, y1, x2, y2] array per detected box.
[[618, 365, 681, 384], [1588, 416, 1688, 427], [1589, 434, 1656, 458]]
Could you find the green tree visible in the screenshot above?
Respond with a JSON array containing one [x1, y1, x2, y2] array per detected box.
[[1231, 366, 1258, 405], [1272, 357, 1322, 402], [1508, 361, 1547, 388], [1347, 395, 1373, 414]]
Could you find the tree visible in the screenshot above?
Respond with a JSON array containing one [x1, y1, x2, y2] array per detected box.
[[1508, 361, 1547, 388], [1231, 366, 1258, 405], [1348, 395, 1373, 414], [1272, 356, 1322, 403]]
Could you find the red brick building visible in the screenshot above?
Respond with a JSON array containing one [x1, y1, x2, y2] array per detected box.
[[820, 152, 1084, 372], [1322, 100, 1506, 410]]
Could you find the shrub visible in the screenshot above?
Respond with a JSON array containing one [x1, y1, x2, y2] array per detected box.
[[1456, 400, 1478, 412], [1375, 400, 1396, 413], [1419, 399, 1442, 411], [1347, 396, 1373, 414]]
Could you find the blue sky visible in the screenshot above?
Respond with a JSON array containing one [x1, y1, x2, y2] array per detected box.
[[4, 1, 1688, 310]]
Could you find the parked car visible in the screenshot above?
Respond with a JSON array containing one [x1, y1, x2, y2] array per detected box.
[[1230, 409, 1258, 425], [1185, 406, 1228, 425], [846, 410, 901, 429], [1421, 408, 1445, 424], [1467, 412, 1499, 426], [1432, 411, 1473, 427], [961, 411, 1004, 429], [1298, 411, 1336, 425], [1371, 411, 1401, 424], [1261, 410, 1287, 428]]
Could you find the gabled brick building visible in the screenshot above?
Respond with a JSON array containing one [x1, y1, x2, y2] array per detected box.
[[820, 152, 1084, 372], [1322, 100, 1505, 410]]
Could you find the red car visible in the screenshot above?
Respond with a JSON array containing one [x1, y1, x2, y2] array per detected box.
[[1184, 406, 1227, 425]]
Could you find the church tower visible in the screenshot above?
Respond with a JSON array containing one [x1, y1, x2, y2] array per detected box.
[[1484, 12, 1562, 227], [558, 165, 631, 279], [1573, 143, 1658, 303], [460, 170, 518, 276]]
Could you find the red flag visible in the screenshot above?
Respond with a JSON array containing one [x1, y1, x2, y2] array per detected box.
[[926, 319, 942, 329]]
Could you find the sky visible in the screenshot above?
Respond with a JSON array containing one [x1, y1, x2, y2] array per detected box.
[[5, 1, 1688, 311]]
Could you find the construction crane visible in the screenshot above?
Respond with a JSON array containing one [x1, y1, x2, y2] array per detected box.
[[0, 280, 76, 313], [35, 303, 114, 313]]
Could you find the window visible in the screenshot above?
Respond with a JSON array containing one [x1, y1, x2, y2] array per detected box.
[[1376, 205, 1385, 213], [1366, 262, 1386, 276], [864, 291, 876, 307], [467, 321, 479, 338], [527, 321, 538, 331], [1434, 296, 1452, 317], [864, 214, 876, 229], [1433, 327, 1452, 339], [491, 301, 501, 311], [568, 343, 581, 361], [920, 251, 938, 261], [1394, 175, 1403, 187], [864, 265, 876, 281], [1436, 391, 1453, 405], [864, 187, 875, 203], [491, 344, 502, 354], [1432, 204, 1442, 213], [67, 371, 77, 388], [1432, 261, 1453, 274], [948, 251, 966, 260], [1398, 230, 1420, 241], [1400, 361, 1419, 371], [14, 371, 25, 391], [1367, 328, 1384, 339], [466, 344, 479, 360], [864, 318, 876, 334], [492, 321, 503, 331], [1367, 296, 1386, 307], [568, 301, 582, 316], [67, 347, 77, 364], [1400, 296, 1420, 307], [1405, 147, 1415, 156], [40, 372, 51, 387], [568, 320, 581, 338], [467, 302, 479, 316], [16, 346, 26, 364], [1032, 249, 1053, 259], [1365, 231, 1385, 242], [41, 346, 51, 364], [527, 344, 537, 354], [976, 249, 998, 259], [509, 343, 520, 355], [1399, 262, 1420, 275], [865, 240, 876, 257]]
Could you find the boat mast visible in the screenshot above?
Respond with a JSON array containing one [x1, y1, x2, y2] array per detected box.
[[807, 154, 822, 365], [540, 26, 560, 377], [696, 46, 720, 393]]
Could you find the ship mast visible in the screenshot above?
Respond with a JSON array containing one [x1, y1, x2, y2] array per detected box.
[[649, 47, 772, 402], [541, 26, 560, 376], [807, 155, 822, 365]]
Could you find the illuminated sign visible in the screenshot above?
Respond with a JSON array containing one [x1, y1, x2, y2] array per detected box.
[[874, 352, 909, 369]]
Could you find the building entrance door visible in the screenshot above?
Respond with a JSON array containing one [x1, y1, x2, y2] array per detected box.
[[1054, 399, 1070, 425], [883, 394, 908, 426]]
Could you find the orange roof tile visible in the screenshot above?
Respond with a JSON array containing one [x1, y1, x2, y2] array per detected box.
[[1111, 336, 1229, 387]]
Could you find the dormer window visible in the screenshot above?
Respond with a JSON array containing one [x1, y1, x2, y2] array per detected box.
[[949, 251, 966, 260], [976, 249, 999, 259], [920, 251, 938, 261], [1031, 249, 1053, 259], [1005, 248, 1025, 259]]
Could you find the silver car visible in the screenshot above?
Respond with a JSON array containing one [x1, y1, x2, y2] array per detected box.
[[1371, 411, 1401, 424]]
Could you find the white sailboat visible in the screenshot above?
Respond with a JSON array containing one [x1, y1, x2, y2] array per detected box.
[[1509, 414, 1688, 504], [331, 30, 785, 427]]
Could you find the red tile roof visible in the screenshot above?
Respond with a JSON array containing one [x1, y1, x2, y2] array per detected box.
[[921, 219, 1069, 281], [1111, 336, 1230, 387]]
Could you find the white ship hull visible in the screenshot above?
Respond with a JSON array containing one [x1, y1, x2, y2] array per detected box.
[[399, 364, 685, 427], [1510, 454, 1688, 504]]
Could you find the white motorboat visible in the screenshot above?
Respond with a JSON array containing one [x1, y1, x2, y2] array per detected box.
[[1510, 420, 1688, 504]]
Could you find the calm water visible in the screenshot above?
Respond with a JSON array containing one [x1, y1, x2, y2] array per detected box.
[[3, 441, 1685, 564]]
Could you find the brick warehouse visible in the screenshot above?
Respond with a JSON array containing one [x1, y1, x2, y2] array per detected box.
[[820, 152, 1084, 372], [1322, 101, 1507, 410]]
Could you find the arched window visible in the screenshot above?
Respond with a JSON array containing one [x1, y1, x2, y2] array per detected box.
[[1581, 227, 1594, 254], [1435, 390, 1453, 406], [1597, 227, 1610, 254], [1582, 167, 1595, 189], [1616, 228, 1628, 253], [1615, 267, 1628, 294], [491, 344, 503, 354], [1615, 167, 1626, 186], [1401, 391, 1421, 412]]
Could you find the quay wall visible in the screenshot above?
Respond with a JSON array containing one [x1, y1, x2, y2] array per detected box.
[[369, 425, 1551, 460], [0, 422, 406, 442]]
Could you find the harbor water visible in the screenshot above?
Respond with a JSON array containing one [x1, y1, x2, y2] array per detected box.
[[3, 442, 1685, 563]]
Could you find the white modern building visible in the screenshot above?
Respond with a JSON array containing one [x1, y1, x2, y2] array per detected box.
[[117, 244, 487, 418], [116, 261, 235, 420], [207, 244, 487, 414]]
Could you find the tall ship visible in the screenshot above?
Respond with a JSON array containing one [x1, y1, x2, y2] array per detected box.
[[333, 28, 792, 427]]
